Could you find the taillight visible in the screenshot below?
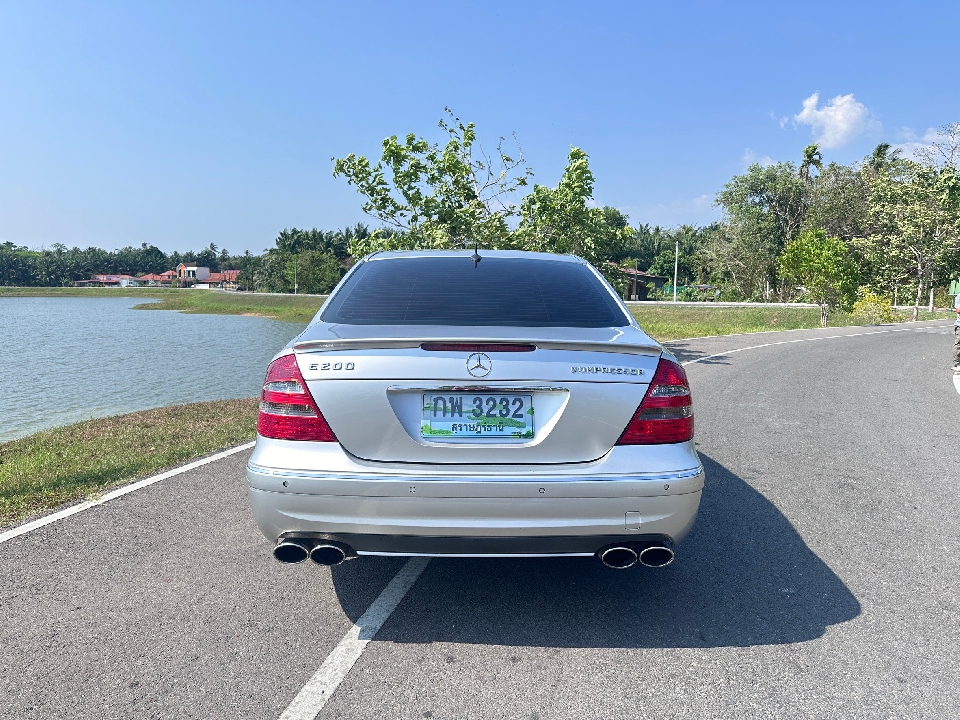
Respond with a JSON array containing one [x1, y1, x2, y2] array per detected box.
[[257, 354, 337, 442], [616, 358, 693, 445]]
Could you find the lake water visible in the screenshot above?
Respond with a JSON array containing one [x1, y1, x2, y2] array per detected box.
[[0, 297, 307, 442]]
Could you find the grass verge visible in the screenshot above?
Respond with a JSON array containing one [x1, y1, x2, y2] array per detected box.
[[0, 286, 176, 299], [629, 305, 954, 342], [0, 398, 258, 529], [0, 286, 325, 324], [134, 291, 325, 323]]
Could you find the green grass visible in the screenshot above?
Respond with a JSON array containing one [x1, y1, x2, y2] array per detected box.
[[0, 286, 175, 299], [0, 398, 258, 529], [134, 291, 325, 323], [629, 305, 955, 342], [0, 286, 326, 323]]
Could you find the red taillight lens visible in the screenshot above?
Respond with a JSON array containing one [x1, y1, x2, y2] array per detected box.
[[257, 354, 337, 442], [617, 358, 693, 445]]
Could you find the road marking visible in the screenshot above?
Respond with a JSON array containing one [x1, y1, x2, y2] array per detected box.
[[0, 441, 256, 546], [661, 317, 951, 344], [679, 326, 921, 367], [277, 557, 431, 720]]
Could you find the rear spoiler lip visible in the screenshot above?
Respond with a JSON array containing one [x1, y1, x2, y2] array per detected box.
[[292, 338, 662, 356]]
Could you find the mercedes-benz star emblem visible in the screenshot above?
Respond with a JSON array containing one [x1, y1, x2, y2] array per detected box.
[[466, 352, 492, 378]]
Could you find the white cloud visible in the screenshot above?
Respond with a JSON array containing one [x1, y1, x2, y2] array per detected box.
[[742, 148, 774, 169], [892, 126, 946, 161], [793, 92, 880, 148], [625, 195, 720, 229]]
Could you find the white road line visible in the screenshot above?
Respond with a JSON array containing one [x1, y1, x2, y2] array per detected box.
[[277, 557, 432, 720], [661, 317, 951, 344], [679, 326, 919, 367], [0, 441, 256, 546]]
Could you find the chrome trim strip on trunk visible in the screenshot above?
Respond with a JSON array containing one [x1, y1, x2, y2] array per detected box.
[[246, 462, 703, 483]]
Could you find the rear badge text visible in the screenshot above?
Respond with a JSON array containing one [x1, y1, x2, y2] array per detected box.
[[308, 361, 355, 371], [571, 365, 644, 376]]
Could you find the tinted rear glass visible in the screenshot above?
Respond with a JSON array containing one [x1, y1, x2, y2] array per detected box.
[[321, 256, 630, 327]]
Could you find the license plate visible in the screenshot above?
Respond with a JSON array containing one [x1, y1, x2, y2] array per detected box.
[[421, 393, 535, 439]]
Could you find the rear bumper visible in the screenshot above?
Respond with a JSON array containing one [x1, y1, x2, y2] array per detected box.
[[246, 451, 704, 555]]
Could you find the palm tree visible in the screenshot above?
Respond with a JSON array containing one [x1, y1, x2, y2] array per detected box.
[[799, 144, 823, 183], [868, 142, 902, 172]]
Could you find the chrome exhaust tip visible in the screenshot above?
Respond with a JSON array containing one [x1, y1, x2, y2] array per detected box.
[[599, 546, 639, 569], [273, 537, 313, 564], [638, 545, 675, 568], [309, 543, 349, 566]]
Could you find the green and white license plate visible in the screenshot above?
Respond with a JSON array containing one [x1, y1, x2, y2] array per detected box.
[[421, 393, 535, 439]]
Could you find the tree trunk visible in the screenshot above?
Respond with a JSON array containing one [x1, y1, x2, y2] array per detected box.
[[913, 274, 923, 322], [820, 303, 829, 328]]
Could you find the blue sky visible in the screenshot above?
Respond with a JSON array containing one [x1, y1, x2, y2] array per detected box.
[[1, 1, 958, 254]]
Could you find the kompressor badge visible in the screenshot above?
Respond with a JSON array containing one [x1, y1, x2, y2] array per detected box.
[[571, 365, 644, 376]]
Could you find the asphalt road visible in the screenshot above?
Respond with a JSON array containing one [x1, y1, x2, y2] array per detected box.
[[2, 321, 958, 719]]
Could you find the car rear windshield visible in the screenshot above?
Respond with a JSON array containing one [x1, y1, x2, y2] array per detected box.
[[320, 256, 631, 327]]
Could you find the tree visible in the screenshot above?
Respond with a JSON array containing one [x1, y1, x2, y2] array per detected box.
[[799, 144, 823, 183], [867, 142, 903, 174], [779, 229, 859, 326], [514, 147, 633, 289], [333, 109, 532, 256], [916, 122, 960, 168], [805, 162, 870, 243], [714, 160, 809, 298], [857, 161, 960, 320], [297, 251, 344, 294]]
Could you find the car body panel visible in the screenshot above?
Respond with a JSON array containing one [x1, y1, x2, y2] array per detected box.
[[246, 250, 704, 558]]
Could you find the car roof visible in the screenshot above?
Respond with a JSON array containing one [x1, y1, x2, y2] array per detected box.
[[365, 249, 586, 263]]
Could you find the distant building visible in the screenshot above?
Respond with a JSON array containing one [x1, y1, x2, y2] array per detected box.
[[73, 274, 141, 287], [177, 264, 210, 282], [206, 269, 240, 288], [607, 264, 668, 301], [137, 273, 172, 286]]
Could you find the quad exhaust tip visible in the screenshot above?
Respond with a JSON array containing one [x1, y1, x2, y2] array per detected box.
[[273, 537, 312, 564], [598, 544, 674, 569], [309, 543, 348, 566], [599, 546, 638, 569], [638, 545, 675, 568], [272, 537, 353, 566]]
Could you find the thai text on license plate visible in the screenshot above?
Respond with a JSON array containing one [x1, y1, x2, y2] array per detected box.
[[421, 393, 534, 438]]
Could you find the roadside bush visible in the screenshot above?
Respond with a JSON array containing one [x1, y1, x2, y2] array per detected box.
[[933, 286, 954, 309], [851, 289, 904, 325]]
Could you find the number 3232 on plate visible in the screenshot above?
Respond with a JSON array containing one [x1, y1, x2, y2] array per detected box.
[[421, 393, 535, 439]]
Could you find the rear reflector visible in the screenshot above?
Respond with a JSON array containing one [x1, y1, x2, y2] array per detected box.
[[257, 354, 337, 442], [616, 357, 694, 445], [420, 343, 536, 353]]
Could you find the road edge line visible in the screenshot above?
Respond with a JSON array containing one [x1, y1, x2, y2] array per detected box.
[[0, 440, 256, 546], [277, 557, 432, 720]]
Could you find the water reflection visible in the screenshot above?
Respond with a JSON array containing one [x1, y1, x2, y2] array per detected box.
[[0, 296, 306, 441]]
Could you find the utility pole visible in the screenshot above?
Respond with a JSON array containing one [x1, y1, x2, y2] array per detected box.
[[673, 240, 679, 303], [294, 255, 298, 295], [633, 259, 638, 301]]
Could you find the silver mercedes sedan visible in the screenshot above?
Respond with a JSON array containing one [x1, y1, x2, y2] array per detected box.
[[245, 250, 704, 570]]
